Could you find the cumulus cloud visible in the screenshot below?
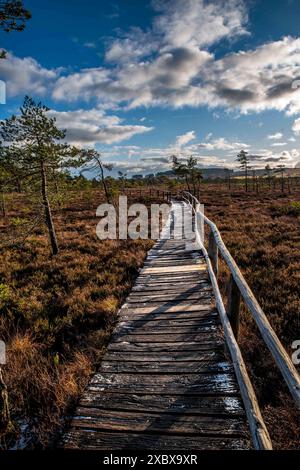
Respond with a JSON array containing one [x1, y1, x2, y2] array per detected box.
[[248, 149, 298, 165], [0, 53, 59, 97], [49, 108, 153, 146], [268, 132, 283, 140], [206, 37, 300, 114], [175, 130, 196, 148], [196, 137, 249, 151], [292, 118, 300, 134], [152, 0, 248, 49]]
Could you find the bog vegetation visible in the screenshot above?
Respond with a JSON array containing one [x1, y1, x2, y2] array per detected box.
[[0, 96, 299, 448]]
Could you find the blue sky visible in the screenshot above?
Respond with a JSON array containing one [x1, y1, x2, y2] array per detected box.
[[1, 0, 300, 174]]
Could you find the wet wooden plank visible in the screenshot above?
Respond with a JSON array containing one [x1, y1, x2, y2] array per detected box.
[[79, 392, 245, 416], [104, 350, 225, 362], [112, 332, 221, 343], [107, 341, 223, 352], [71, 408, 247, 436], [114, 324, 220, 336], [127, 292, 213, 302], [62, 430, 250, 450], [117, 317, 218, 329], [118, 310, 218, 321], [100, 360, 233, 374], [89, 372, 239, 395]]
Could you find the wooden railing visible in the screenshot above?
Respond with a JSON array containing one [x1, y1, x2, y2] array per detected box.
[[179, 190, 300, 450]]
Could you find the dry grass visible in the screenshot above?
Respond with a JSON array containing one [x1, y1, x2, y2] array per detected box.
[[0, 189, 153, 448]]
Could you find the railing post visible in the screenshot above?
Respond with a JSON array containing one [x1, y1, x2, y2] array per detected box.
[[227, 274, 241, 340], [208, 230, 218, 276]]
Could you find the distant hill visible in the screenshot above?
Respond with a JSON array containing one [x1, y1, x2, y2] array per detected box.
[[151, 167, 300, 180]]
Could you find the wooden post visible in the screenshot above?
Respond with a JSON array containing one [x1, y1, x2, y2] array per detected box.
[[208, 230, 218, 276], [227, 274, 241, 340]]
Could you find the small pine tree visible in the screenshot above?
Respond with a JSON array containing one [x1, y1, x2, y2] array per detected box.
[[236, 150, 250, 192], [0, 96, 83, 255]]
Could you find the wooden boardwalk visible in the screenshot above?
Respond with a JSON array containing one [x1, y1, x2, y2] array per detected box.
[[62, 202, 251, 450]]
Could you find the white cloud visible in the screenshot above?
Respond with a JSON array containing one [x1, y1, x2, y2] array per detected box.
[[49, 108, 153, 146], [196, 137, 249, 151], [152, 0, 248, 49], [175, 130, 196, 148], [206, 36, 300, 115], [292, 118, 300, 134], [271, 142, 287, 147], [268, 132, 283, 140], [0, 53, 59, 97]]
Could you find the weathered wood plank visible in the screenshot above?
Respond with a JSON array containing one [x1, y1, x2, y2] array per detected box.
[[114, 325, 220, 336], [104, 350, 225, 362], [62, 430, 250, 450], [127, 292, 213, 302], [141, 265, 207, 274], [100, 360, 233, 374], [117, 317, 218, 329], [89, 372, 239, 395], [112, 333, 221, 344], [79, 393, 245, 416], [120, 303, 215, 314], [107, 341, 223, 352], [71, 408, 247, 436], [118, 310, 218, 321]]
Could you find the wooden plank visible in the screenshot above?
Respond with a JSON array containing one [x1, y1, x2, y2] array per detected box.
[[89, 372, 239, 395], [120, 303, 215, 314], [100, 360, 233, 374], [141, 265, 206, 274], [119, 310, 218, 321], [122, 298, 213, 309], [79, 392, 245, 416], [117, 317, 218, 329], [62, 430, 250, 450], [104, 350, 225, 362], [112, 332, 221, 343], [127, 292, 213, 302], [133, 277, 208, 284], [108, 341, 223, 352], [114, 325, 220, 336], [71, 408, 247, 436]]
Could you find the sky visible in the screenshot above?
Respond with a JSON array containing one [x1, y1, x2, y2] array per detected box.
[[1, 0, 300, 175]]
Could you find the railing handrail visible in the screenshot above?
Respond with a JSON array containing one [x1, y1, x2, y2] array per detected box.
[[181, 190, 300, 410]]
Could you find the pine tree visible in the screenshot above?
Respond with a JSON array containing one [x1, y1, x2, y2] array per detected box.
[[0, 96, 83, 255], [236, 150, 250, 192]]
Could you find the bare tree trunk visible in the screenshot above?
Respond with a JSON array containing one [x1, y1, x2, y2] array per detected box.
[[0, 188, 6, 217], [96, 158, 110, 203], [16, 177, 22, 193], [185, 176, 191, 193], [245, 166, 248, 192], [41, 161, 58, 256]]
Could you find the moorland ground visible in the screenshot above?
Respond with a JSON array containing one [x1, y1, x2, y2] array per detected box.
[[0, 184, 299, 448]]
